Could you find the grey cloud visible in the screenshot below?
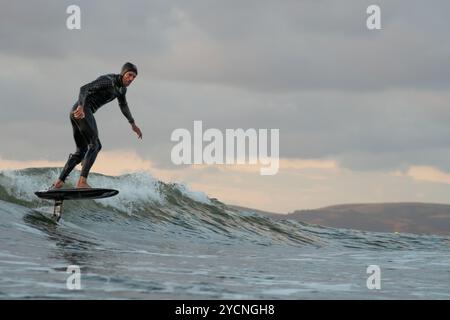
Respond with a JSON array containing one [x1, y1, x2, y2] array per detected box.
[[149, 0, 450, 92], [1, 1, 450, 176], [1, 0, 450, 93], [0, 0, 178, 60], [3, 1, 450, 92]]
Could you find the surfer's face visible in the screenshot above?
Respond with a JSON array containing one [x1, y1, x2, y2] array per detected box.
[[122, 71, 137, 87]]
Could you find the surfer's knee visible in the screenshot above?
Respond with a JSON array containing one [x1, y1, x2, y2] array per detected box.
[[73, 148, 87, 160], [68, 153, 82, 163], [88, 139, 102, 153]]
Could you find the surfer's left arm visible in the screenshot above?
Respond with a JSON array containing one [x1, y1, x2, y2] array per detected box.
[[118, 94, 142, 139]]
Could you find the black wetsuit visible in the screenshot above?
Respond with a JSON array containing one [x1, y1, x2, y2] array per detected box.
[[58, 74, 135, 181]]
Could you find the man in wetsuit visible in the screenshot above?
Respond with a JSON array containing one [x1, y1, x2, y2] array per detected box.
[[52, 62, 143, 189]]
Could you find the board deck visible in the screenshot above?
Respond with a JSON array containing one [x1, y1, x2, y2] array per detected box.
[[35, 188, 119, 201]]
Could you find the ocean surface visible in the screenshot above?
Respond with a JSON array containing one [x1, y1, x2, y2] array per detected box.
[[1, 168, 450, 299]]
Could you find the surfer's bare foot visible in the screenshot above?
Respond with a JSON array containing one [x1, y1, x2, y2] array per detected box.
[[51, 179, 64, 189], [76, 177, 91, 189]]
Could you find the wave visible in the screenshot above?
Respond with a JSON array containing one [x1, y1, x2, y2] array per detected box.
[[1, 167, 450, 251]]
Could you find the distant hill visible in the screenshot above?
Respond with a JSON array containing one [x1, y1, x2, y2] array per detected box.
[[232, 203, 450, 236]]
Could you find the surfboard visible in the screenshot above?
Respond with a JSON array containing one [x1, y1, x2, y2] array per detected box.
[[34, 188, 119, 222], [35, 188, 118, 200]]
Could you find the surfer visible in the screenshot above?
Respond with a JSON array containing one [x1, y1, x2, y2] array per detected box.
[[51, 62, 143, 189]]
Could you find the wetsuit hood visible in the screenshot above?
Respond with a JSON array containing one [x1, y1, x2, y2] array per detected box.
[[121, 62, 138, 76]]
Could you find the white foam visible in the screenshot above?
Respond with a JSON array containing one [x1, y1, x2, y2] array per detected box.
[[88, 171, 165, 213], [0, 168, 213, 212], [175, 183, 212, 205], [0, 168, 60, 202]]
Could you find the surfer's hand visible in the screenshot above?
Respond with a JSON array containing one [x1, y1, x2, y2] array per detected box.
[[131, 123, 142, 139], [73, 105, 85, 119]]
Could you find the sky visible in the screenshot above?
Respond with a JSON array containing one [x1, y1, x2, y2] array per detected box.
[[1, 0, 450, 213]]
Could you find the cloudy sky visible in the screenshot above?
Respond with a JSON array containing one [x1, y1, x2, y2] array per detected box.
[[1, 0, 450, 213]]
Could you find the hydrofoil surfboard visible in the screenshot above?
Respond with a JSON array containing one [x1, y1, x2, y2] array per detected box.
[[35, 188, 118, 222]]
